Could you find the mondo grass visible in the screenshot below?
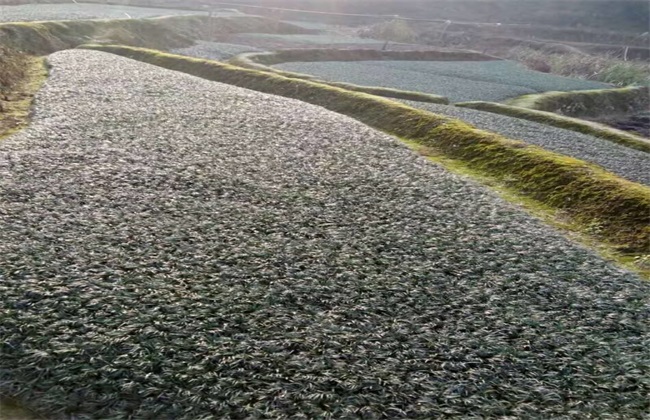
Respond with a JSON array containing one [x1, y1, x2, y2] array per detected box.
[[80, 45, 650, 256], [456, 101, 650, 153], [505, 86, 650, 118]]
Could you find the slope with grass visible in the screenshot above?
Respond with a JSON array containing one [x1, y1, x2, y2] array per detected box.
[[506, 86, 650, 118], [0, 15, 310, 55], [1, 49, 649, 419], [0, 48, 47, 141]]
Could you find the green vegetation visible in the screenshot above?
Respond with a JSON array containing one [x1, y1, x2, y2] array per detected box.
[[80, 44, 650, 260], [0, 52, 47, 141], [510, 48, 650, 87], [456, 101, 650, 153], [505, 86, 650, 118], [0, 15, 309, 55]]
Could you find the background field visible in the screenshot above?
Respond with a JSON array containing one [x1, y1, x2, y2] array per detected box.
[[273, 60, 610, 103], [0, 3, 200, 21]]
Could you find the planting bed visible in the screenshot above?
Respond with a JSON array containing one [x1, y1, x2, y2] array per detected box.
[[172, 41, 262, 62], [0, 4, 205, 22], [274, 60, 610, 102], [1, 50, 648, 419], [402, 101, 650, 186]]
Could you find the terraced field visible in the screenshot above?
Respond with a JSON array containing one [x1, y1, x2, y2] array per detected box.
[[273, 60, 610, 102], [402, 101, 650, 185], [0, 4, 203, 22], [172, 41, 262, 62], [1, 49, 648, 419]]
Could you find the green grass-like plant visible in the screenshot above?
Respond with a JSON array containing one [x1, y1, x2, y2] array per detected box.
[[456, 101, 650, 153], [80, 44, 650, 254]]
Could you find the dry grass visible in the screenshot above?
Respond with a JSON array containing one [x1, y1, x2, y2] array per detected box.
[[0, 15, 311, 55], [0, 50, 47, 140], [509, 47, 650, 86]]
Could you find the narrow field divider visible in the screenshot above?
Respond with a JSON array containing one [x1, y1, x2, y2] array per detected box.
[[456, 101, 650, 153], [79, 44, 650, 253]]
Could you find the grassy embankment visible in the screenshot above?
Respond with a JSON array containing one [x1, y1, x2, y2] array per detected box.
[[453, 86, 650, 151], [0, 47, 47, 141], [509, 48, 650, 86], [506, 86, 649, 117], [0, 15, 311, 55], [80, 44, 650, 275]]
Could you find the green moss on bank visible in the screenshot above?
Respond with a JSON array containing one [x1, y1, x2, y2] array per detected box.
[[456, 101, 650, 153], [80, 44, 650, 263], [0, 56, 48, 141], [506, 86, 650, 118]]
